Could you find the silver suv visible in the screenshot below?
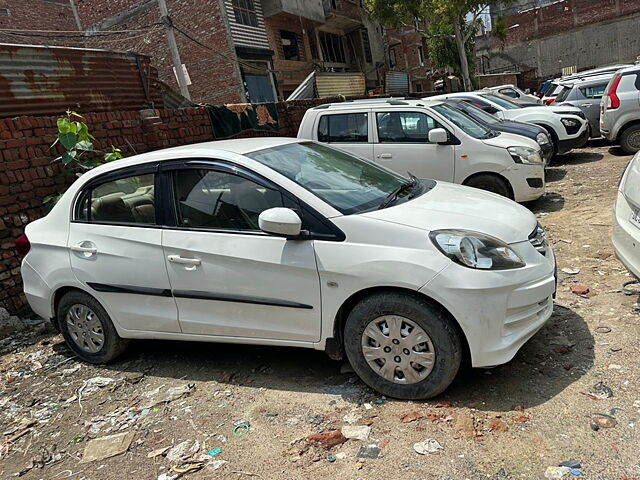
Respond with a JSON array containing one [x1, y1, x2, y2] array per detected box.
[[555, 73, 614, 137], [600, 64, 640, 154]]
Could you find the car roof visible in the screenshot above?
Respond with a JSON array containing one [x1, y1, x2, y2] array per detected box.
[[617, 63, 640, 75], [311, 98, 444, 110], [491, 84, 518, 89], [77, 137, 303, 178], [560, 73, 614, 87]]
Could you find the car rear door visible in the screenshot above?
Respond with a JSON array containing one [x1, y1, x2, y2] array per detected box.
[[578, 82, 608, 133], [316, 111, 374, 160], [68, 164, 180, 333], [161, 161, 322, 342], [371, 109, 455, 181]]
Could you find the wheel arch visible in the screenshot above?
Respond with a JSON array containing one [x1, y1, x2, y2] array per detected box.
[[51, 285, 96, 328], [533, 123, 559, 154], [462, 171, 514, 200], [328, 286, 471, 368], [617, 119, 640, 141]]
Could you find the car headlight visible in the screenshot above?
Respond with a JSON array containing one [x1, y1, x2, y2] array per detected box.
[[429, 230, 525, 270], [508, 146, 542, 164], [560, 118, 580, 127], [536, 132, 550, 145]]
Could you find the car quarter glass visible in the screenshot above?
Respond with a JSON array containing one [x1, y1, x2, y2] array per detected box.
[[318, 113, 368, 143]]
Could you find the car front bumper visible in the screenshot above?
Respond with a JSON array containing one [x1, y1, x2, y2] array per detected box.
[[420, 240, 556, 368], [557, 127, 589, 153], [502, 164, 545, 202], [613, 190, 640, 279]]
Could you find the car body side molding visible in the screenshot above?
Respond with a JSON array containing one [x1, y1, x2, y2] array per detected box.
[[87, 282, 172, 297], [172, 290, 314, 309]]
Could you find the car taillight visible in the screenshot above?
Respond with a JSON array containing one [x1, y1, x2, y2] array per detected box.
[[15, 234, 30, 256], [544, 98, 555, 105], [607, 75, 622, 110]]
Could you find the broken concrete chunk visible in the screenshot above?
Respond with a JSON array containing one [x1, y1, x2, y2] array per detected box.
[[80, 431, 134, 463], [341, 425, 371, 441]]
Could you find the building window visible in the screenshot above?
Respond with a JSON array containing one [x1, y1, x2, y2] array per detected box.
[[417, 46, 425, 66], [319, 32, 346, 64], [0, 8, 9, 15], [361, 29, 372, 64], [414, 82, 423, 92], [232, 0, 258, 27], [280, 30, 304, 61], [389, 48, 396, 68]]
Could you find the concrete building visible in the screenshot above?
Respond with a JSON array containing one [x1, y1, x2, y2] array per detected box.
[[262, 0, 386, 99], [477, 0, 640, 88]]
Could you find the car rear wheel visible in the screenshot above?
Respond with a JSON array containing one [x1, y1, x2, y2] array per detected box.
[[464, 174, 511, 198], [57, 290, 128, 364], [620, 125, 640, 154], [343, 292, 462, 400]]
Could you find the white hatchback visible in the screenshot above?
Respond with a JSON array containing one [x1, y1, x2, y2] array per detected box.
[[613, 152, 640, 278], [18, 138, 556, 399]]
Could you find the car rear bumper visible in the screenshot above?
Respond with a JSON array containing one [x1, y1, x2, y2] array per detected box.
[[21, 259, 54, 320], [613, 191, 640, 279], [421, 242, 556, 367]]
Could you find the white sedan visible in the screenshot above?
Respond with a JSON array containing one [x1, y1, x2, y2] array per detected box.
[[613, 152, 640, 279], [18, 138, 556, 399]]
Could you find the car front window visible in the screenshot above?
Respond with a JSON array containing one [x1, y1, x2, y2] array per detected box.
[[457, 102, 499, 125], [482, 93, 521, 110], [432, 104, 493, 139], [247, 142, 410, 214]]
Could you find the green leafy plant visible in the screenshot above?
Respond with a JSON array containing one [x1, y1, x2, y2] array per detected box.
[[44, 111, 124, 208]]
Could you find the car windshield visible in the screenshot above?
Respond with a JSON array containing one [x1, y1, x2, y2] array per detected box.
[[482, 93, 521, 110], [456, 102, 500, 125], [554, 85, 573, 103], [432, 104, 494, 139], [247, 142, 415, 215]]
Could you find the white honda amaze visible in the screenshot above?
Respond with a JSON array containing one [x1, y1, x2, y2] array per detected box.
[[18, 138, 556, 399]]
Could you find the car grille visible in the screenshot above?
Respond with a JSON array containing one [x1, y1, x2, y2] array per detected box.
[[529, 224, 548, 256]]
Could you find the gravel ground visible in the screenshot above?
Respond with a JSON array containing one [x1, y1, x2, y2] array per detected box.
[[0, 141, 638, 480]]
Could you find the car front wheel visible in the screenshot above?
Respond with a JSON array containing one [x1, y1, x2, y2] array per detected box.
[[343, 292, 462, 400], [57, 290, 128, 364]]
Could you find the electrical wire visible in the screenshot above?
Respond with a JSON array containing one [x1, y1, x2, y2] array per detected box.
[[0, 25, 161, 34]]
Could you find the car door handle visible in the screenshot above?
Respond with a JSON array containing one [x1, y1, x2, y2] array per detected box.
[[167, 255, 201, 266], [579, 104, 592, 107], [378, 153, 393, 159], [70, 243, 97, 256]]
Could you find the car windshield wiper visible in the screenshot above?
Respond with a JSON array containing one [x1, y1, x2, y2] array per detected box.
[[378, 174, 419, 210]]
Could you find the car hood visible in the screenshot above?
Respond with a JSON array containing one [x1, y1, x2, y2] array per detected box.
[[494, 120, 546, 138], [524, 105, 582, 116], [481, 131, 539, 150], [622, 153, 640, 206], [361, 181, 537, 244]]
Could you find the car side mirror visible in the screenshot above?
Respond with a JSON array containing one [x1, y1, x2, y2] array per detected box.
[[428, 128, 449, 144], [259, 208, 302, 238]]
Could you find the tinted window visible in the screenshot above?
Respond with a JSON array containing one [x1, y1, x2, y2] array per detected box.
[[499, 88, 518, 98], [455, 102, 499, 125], [460, 96, 499, 113], [376, 112, 442, 143], [318, 113, 368, 143], [173, 170, 283, 231], [247, 142, 407, 215], [78, 173, 155, 224], [579, 83, 607, 99]]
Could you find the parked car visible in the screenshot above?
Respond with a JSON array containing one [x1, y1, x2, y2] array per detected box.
[[443, 98, 554, 164], [17, 138, 556, 400], [554, 73, 614, 137], [430, 92, 589, 155], [298, 99, 545, 202], [487, 85, 542, 105], [600, 64, 640, 154], [613, 151, 640, 278], [540, 82, 562, 105], [540, 65, 632, 105]]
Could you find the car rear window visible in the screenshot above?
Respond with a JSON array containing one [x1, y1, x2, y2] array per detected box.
[[318, 113, 368, 143], [554, 85, 572, 103]]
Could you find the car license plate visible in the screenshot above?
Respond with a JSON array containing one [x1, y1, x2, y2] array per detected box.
[[631, 208, 640, 230]]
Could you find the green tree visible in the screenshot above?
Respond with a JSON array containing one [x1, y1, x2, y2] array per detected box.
[[365, 0, 494, 91], [425, 19, 479, 87]]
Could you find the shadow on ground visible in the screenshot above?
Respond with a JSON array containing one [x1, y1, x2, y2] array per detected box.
[[554, 151, 604, 166], [48, 303, 593, 411]]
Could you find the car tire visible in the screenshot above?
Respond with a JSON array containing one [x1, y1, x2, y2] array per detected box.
[[57, 290, 128, 364], [343, 291, 462, 400], [620, 125, 640, 154], [464, 174, 511, 198]]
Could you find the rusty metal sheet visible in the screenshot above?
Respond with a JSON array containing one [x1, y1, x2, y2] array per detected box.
[[316, 72, 365, 98], [0, 43, 162, 118]]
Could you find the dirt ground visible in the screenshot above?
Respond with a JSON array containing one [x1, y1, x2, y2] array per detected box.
[[1, 141, 639, 480]]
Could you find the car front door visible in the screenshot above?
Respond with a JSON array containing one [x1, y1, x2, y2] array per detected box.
[[161, 162, 322, 341], [68, 166, 180, 333], [578, 83, 608, 133], [317, 111, 374, 160], [372, 110, 455, 181]]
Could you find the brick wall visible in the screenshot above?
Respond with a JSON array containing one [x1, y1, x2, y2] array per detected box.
[[385, 22, 433, 93], [0, 95, 375, 315], [0, 0, 80, 46]]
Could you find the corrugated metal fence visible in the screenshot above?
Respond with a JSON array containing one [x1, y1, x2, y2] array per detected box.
[[0, 43, 162, 118]]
